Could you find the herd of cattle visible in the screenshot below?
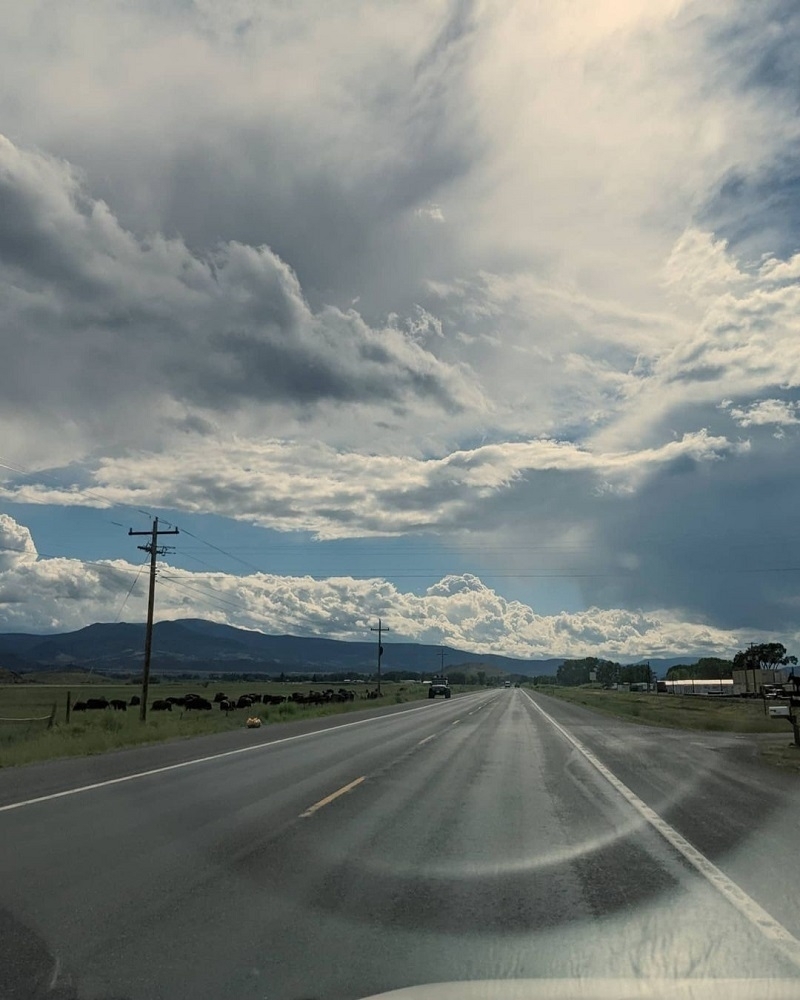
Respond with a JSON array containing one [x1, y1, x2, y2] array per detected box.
[[71, 688, 381, 714]]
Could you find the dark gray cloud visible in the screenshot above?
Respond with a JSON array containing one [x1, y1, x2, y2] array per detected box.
[[574, 438, 800, 631], [0, 136, 482, 447]]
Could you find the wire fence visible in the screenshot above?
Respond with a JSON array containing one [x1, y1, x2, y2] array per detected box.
[[0, 705, 57, 748]]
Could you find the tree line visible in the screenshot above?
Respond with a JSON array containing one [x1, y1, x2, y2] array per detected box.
[[553, 657, 654, 688], [548, 643, 798, 687]]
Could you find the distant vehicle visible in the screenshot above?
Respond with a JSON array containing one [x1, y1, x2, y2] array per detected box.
[[504, 680, 511, 688], [428, 675, 451, 699]]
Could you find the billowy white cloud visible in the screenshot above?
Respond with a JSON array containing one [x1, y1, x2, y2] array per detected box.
[[727, 399, 800, 428], [0, 515, 754, 658]]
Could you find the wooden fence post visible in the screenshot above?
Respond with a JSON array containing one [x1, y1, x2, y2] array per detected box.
[[66, 690, 71, 724], [47, 702, 57, 730]]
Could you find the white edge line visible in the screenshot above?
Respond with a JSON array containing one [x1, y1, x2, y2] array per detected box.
[[0, 695, 479, 814], [416, 734, 437, 746], [522, 689, 800, 970]]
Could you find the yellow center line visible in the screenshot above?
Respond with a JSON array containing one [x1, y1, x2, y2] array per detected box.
[[299, 776, 365, 818]]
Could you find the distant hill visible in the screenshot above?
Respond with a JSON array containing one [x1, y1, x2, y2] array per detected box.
[[0, 620, 712, 678], [0, 619, 564, 678]]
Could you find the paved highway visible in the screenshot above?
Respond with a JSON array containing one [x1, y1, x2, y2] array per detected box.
[[2, 688, 800, 999]]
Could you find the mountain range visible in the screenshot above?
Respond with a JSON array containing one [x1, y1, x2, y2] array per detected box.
[[0, 619, 700, 678], [0, 619, 564, 678]]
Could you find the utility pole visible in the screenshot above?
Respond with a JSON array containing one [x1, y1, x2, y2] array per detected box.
[[370, 618, 389, 696], [129, 517, 179, 721], [438, 646, 447, 674]]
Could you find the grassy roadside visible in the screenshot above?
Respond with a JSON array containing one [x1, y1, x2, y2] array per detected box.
[[0, 681, 434, 768], [534, 685, 800, 772]]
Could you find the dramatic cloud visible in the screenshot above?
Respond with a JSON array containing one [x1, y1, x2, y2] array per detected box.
[[1, 1, 800, 651], [0, 431, 746, 539], [0, 134, 483, 467]]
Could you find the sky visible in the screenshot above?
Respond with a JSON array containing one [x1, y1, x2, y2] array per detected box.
[[1, 0, 800, 661]]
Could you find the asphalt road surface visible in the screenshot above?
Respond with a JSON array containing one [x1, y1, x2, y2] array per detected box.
[[2, 688, 800, 1000]]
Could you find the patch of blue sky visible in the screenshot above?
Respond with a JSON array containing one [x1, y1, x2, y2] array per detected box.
[[3, 500, 587, 617]]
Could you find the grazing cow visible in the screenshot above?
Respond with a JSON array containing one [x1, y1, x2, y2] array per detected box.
[[72, 701, 87, 712], [151, 700, 172, 712], [186, 697, 212, 710], [110, 699, 127, 711], [213, 692, 227, 703], [237, 695, 254, 709], [219, 699, 234, 711], [129, 696, 140, 706], [86, 697, 109, 710]]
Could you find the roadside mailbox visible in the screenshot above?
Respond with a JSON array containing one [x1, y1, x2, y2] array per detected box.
[[769, 705, 791, 717]]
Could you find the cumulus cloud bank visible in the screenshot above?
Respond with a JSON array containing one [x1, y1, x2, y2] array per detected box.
[[0, 514, 748, 658]]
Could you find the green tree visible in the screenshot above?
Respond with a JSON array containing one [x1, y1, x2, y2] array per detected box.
[[619, 663, 653, 685], [556, 658, 592, 686], [695, 657, 732, 678], [733, 643, 797, 672], [595, 659, 620, 687], [555, 656, 621, 687]]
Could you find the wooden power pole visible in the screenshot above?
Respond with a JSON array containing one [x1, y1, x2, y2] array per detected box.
[[370, 618, 389, 696], [129, 517, 179, 721]]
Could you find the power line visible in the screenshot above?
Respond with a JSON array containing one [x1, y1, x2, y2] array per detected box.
[[113, 552, 150, 623], [172, 526, 265, 574], [157, 574, 255, 614]]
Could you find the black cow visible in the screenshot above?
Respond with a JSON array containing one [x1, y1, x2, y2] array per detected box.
[[129, 696, 140, 706], [237, 695, 254, 709], [86, 698, 109, 710], [72, 701, 87, 712], [151, 700, 172, 712], [110, 699, 127, 711], [213, 692, 227, 703], [186, 697, 212, 711], [219, 699, 235, 711]]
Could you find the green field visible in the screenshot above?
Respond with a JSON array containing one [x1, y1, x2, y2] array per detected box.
[[536, 685, 795, 734], [0, 679, 430, 768], [535, 685, 800, 771]]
